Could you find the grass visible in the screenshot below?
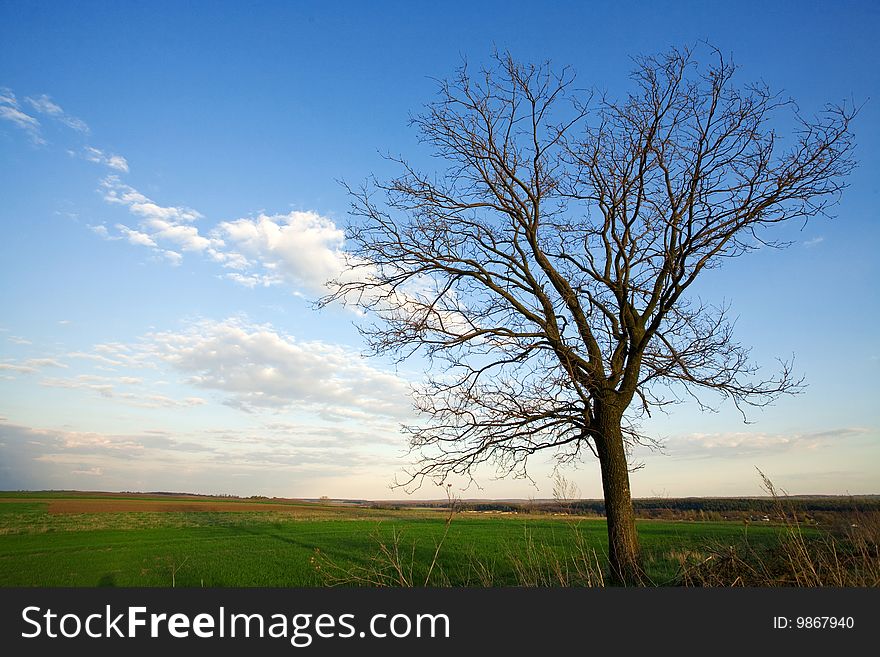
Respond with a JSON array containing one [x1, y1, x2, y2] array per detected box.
[[677, 473, 880, 587], [0, 494, 792, 587]]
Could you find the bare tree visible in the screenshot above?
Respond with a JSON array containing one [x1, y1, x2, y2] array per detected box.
[[321, 46, 856, 584]]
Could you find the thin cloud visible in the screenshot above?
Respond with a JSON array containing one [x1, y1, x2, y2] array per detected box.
[[803, 236, 825, 248], [0, 358, 67, 374], [0, 87, 44, 144], [39, 373, 207, 408], [223, 272, 281, 288], [102, 176, 203, 224], [3, 89, 134, 182], [71, 467, 104, 476], [89, 224, 113, 239], [667, 427, 871, 458], [0, 420, 402, 495], [101, 176, 222, 262], [24, 358, 67, 369], [40, 376, 115, 398], [160, 249, 183, 266], [25, 94, 90, 133], [0, 363, 37, 374], [84, 146, 129, 172]]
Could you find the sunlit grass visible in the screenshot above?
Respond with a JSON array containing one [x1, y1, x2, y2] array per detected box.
[[0, 494, 789, 587]]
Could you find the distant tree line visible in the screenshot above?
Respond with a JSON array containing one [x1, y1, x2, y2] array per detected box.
[[372, 497, 879, 522]]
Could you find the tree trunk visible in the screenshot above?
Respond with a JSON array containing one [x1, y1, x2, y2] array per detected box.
[[594, 401, 644, 585]]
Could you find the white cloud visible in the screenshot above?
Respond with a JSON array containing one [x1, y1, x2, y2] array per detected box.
[[96, 178, 354, 298], [89, 224, 112, 239], [0, 420, 404, 496], [116, 224, 157, 247], [0, 89, 91, 141], [224, 271, 282, 288], [106, 154, 129, 171], [161, 249, 183, 266], [208, 249, 250, 270], [41, 376, 115, 397], [0, 363, 37, 374], [39, 373, 207, 408], [66, 349, 152, 369], [0, 87, 44, 144], [141, 317, 412, 419], [0, 358, 67, 374], [71, 467, 104, 476], [146, 218, 215, 251], [215, 214, 472, 332], [102, 176, 203, 224], [100, 177, 222, 262], [84, 146, 129, 172], [3, 88, 132, 184], [216, 212, 345, 293], [37, 318, 409, 423], [95, 180, 468, 330], [25, 94, 90, 133], [24, 358, 67, 369], [803, 236, 825, 248], [667, 427, 871, 458]]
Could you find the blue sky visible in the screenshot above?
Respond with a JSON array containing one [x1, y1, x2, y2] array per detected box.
[[1, 0, 877, 499]]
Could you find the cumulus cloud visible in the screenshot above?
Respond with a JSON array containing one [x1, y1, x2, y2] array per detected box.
[[151, 220, 215, 251], [3, 96, 463, 327], [216, 212, 346, 293], [92, 173, 373, 301], [214, 213, 472, 333], [41, 317, 411, 424], [141, 317, 412, 419]]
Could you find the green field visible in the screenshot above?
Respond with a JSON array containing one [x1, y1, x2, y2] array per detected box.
[[0, 493, 793, 587]]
